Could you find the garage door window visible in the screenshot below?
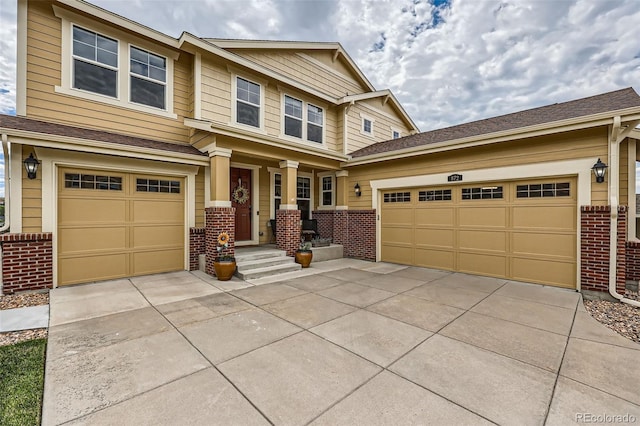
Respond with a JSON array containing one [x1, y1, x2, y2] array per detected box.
[[64, 173, 122, 191], [136, 178, 180, 193], [383, 192, 411, 203], [516, 182, 570, 198], [462, 186, 503, 200], [419, 189, 452, 201]]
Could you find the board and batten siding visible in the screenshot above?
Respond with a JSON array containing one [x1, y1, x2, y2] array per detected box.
[[228, 50, 368, 98], [346, 101, 413, 154], [25, 0, 191, 144], [345, 128, 612, 210], [22, 146, 43, 233]]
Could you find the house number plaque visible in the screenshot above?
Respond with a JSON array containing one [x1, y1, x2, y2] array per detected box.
[[447, 174, 463, 182]]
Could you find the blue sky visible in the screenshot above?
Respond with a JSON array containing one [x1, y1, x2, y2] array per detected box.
[[0, 0, 639, 194]]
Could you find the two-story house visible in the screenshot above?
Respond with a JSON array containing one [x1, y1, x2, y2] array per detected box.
[[1, 0, 640, 307]]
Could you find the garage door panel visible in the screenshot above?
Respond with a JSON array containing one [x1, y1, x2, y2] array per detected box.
[[512, 232, 575, 258], [59, 254, 128, 285], [59, 227, 127, 253], [414, 208, 454, 226], [133, 249, 184, 275], [133, 225, 183, 248], [58, 198, 127, 224], [459, 230, 507, 252], [415, 228, 454, 248], [381, 226, 413, 245], [511, 257, 575, 288], [459, 207, 507, 227], [458, 252, 507, 277], [414, 248, 454, 270], [132, 200, 184, 223], [381, 245, 413, 265], [381, 208, 413, 226], [513, 206, 576, 230]]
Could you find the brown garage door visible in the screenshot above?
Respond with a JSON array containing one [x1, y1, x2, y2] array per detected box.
[[58, 168, 185, 286], [381, 178, 577, 288]]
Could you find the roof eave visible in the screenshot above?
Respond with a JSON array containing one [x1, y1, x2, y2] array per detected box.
[[343, 107, 640, 167]]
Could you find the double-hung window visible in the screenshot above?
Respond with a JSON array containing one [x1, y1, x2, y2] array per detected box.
[[297, 176, 311, 220], [236, 77, 261, 127], [320, 175, 333, 207], [284, 96, 303, 138], [72, 26, 118, 98], [283, 95, 324, 144], [130, 46, 166, 109]]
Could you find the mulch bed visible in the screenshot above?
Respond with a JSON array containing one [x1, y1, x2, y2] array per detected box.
[[584, 297, 640, 344]]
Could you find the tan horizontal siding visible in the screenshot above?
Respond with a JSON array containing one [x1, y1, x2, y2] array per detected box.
[[347, 103, 412, 153], [347, 128, 610, 209], [200, 58, 232, 122], [195, 167, 205, 228], [231, 50, 366, 98], [22, 147, 42, 233], [26, 0, 191, 143]]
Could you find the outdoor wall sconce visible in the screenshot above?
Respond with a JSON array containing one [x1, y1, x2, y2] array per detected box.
[[354, 183, 362, 197], [24, 153, 40, 180], [591, 158, 607, 183]]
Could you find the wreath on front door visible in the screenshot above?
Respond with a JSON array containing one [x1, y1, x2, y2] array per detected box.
[[232, 185, 250, 204]]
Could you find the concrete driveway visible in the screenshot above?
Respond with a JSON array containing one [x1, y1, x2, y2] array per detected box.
[[42, 260, 640, 425]]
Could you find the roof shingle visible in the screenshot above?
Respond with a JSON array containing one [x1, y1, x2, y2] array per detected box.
[[0, 114, 205, 157], [351, 87, 640, 158]]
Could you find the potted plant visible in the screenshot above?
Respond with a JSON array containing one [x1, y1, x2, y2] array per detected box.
[[295, 239, 313, 268], [213, 232, 236, 281]]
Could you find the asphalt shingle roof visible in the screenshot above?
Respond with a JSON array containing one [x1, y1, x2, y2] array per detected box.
[[351, 87, 640, 158], [0, 114, 205, 157]]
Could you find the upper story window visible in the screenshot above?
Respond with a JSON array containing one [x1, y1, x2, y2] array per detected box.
[[363, 119, 372, 134], [72, 26, 118, 98], [284, 96, 303, 138], [392, 130, 401, 139], [283, 95, 324, 144], [236, 77, 261, 128], [130, 46, 166, 109]]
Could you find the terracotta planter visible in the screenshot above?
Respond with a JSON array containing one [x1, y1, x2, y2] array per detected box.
[[295, 250, 313, 268], [214, 260, 236, 281]]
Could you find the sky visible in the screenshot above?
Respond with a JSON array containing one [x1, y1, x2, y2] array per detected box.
[[0, 0, 639, 194]]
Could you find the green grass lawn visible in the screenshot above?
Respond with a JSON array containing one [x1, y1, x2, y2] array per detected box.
[[0, 339, 47, 426]]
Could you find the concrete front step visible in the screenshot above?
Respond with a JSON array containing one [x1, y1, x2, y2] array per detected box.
[[236, 262, 302, 280], [236, 255, 295, 272], [234, 249, 287, 263]]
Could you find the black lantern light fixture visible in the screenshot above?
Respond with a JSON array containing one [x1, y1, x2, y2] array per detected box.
[[354, 183, 361, 197], [591, 158, 607, 183], [24, 153, 40, 180]]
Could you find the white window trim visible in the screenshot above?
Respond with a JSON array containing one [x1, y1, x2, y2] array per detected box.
[[280, 93, 327, 148], [231, 74, 266, 132], [317, 171, 335, 210], [268, 167, 282, 219], [391, 128, 402, 139], [128, 44, 168, 110], [283, 94, 304, 139], [54, 8, 177, 119], [360, 113, 375, 137]]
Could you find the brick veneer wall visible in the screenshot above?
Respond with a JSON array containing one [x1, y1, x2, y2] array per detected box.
[[627, 241, 640, 281], [0, 233, 53, 294], [312, 210, 334, 240], [277, 209, 301, 256], [189, 227, 205, 271], [205, 207, 235, 277], [580, 206, 626, 294], [329, 210, 376, 261]]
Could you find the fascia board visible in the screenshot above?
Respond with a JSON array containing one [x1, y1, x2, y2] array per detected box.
[[340, 90, 420, 132]]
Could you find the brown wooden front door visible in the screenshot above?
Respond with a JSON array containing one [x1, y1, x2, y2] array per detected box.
[[231, 167, 252, 241]]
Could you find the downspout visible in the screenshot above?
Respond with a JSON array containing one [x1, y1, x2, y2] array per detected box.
[[0, 134, 10, 233], [607, 117, 640, 307]]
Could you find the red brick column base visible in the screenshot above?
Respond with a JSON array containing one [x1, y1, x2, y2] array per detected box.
[[276, 209, 301, 256], [205, 207, 235, 277], [331, 210, 376, 261], [189, 228, 205, 271], [580, 206, 626, 294], [0, 233, 53, 294], [626, 241, 640, 281]]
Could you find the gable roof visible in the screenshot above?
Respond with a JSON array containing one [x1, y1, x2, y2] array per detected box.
[[0, 114, 206, 158], [350, 87, 640, 159]]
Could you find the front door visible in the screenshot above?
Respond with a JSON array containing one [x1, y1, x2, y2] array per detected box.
[[231, 167, 252, 241]]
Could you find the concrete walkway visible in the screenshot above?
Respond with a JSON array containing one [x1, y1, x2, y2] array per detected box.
[[0, 304, 49, 332], [42, 260, 640, 425]]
